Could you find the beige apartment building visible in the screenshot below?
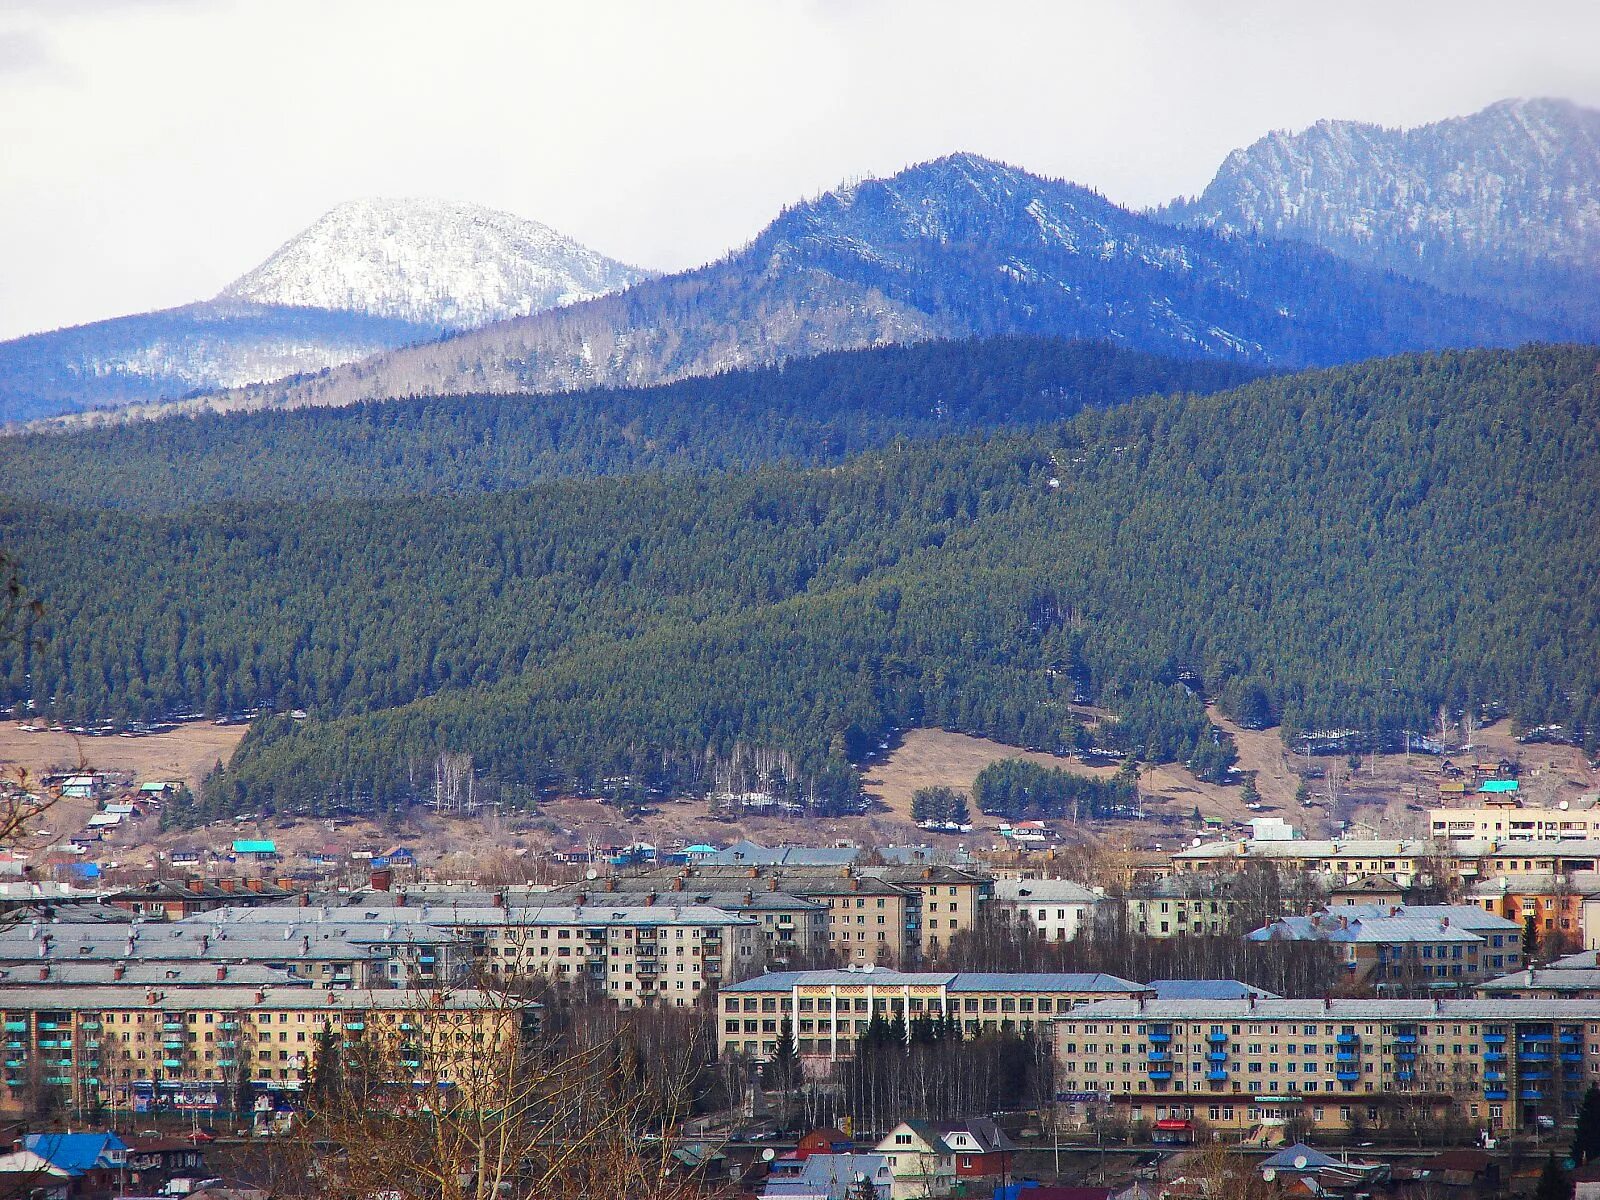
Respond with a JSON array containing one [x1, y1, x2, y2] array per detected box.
[[861, 866, 993, 959], [471, 905, 760, 1006], [1053, 996, 1600, 1136], [1430, 803, 1600, 843], [0, 986, 536, 1116], [717, 965, 1148, 1061]]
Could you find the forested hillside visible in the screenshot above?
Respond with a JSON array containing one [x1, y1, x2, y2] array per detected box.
[[1, 346, 1595, 822], [124, 155, 1561, 423], [0, 339, 1257, 511]]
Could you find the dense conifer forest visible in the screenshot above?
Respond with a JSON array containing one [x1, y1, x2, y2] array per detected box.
[[0, 337, 1254, 510], [0, 344, 1595, 823]]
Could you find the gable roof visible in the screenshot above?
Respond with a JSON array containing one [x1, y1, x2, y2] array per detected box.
[[936, 1117, 1016, 1154], [1261, 1144, 1341, 1172], [25, 1132, 128, 1176]]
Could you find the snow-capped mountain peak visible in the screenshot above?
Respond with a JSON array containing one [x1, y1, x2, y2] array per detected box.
[[218, 198, 647, 329]]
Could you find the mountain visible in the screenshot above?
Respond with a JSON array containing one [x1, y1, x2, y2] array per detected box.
[[117, 153, 1562, 421], [0, 337, 1258, 512], [0, 301, 442, 425], [216, 197, 647, 328], [3, 345, 1596, 818], [1161, 98, 1600, 330], [0, 200, 643, 424]]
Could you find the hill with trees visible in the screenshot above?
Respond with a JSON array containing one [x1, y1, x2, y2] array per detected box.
[[0, 338, 1257, 512], [0, 345, 1594, 822]]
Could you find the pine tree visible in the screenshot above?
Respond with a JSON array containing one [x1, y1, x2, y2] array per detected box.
[[1525, 912, 1542, 965], [1535, 1157, 1571, 1200], [1572, 1085, 1600, 1166]]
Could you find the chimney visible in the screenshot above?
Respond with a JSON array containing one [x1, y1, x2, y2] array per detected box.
[[671, 877, 684, 892], [201, 935, 210, 953], [1323, 997, 1330, 1011], [146, 990, 157, 1005], [113, 964, 126, 981], [244, 878, 264, 893], [370, 869, 392, 892], [1248, 993, 1256, 1011], [37, 966, 48, 981], [850, 878, 860, 892], [1137, 994, 1146, 1012], [254, 990, 265, 1004], [496, 889, 507, 909], [326, 991, 337, 1006], [394, 891, 407, 908], [839, 866, 851, 879], [276, 876, 293, 891], [922, 868, 933, 880], [216, 966, 227, 981], [767, 877, 778, 892], [605, 878, 617, 893], [645, 892, 656, 907], [749, 867, 760, 879], [188, 878, 205, 894], [218, 878, 237, 893], [1441, 916, 1450, 928]]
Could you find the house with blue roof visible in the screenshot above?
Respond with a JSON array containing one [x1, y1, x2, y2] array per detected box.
[[0, 1132, 130, 1200]]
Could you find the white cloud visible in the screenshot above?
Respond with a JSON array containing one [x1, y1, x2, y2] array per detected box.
[[0, 0, 1596, 339]]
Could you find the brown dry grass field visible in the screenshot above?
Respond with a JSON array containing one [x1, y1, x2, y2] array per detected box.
[[0, 721, 246, 791]]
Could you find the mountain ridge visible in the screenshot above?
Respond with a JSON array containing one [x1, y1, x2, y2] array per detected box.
[[76, 152, 1561, 424]]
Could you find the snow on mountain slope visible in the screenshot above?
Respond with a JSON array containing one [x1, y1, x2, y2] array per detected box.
[[218, 198, 647, 328], [64, 152, 1566, 425], [1161, 98, 1600, 327]]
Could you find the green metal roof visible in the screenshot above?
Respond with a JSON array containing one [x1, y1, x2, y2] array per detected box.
[[1480, 780, 1519, 793], [232, 839, 276, 853]]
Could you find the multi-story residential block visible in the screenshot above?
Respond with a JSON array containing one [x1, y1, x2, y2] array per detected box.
[[1053, 996, 1600, 1135], [1169, 839, 1434, 886], [106, 877, 301, 920], [1430, 802, 1600, 843], [0, 986, 536, 1116], [1246, 905, 1522, 988], [1126, 875, 1244, 937], [1473, 873, 1593, 948], [466, 905, 759, 1005], [990, 879, 1100, 942], [716, 965, 1149, 1061], [858, 867, 992, 959]]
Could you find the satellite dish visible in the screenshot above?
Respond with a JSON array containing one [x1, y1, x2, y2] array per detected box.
[[1191, 837, 1202, 847], [585, 868, 598, 880], [1293, 1156, 1308, 1170], [762, 1149, 777, 1162], [1263, 1169, 1277, 1181]]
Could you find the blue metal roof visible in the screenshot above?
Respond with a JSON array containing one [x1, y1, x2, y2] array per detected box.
[[25, 1132, 127, 1176], [1149, 979, 1280, 1000]]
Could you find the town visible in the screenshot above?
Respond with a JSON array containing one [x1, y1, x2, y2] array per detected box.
[[7, 769, 1600, 1199]]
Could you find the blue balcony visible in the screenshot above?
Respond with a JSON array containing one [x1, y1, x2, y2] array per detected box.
[[1336, 1033, 1359, 1046], [1520, 1051, 1552, 1062], [1522, 1071, 1550, 1082], [1205, 1070, 1228, 1081], [1397, 1072, 1415, 1082], [1337, 1070, 1360, 1082], [1483, 1033, 1507, 1044], [1485, 1071, 1506, 1082], [1396, 1032, 1418, 1044], [1521, 1089, 1544, 1101], [1484, 1051, 1506, 1063], [1150, 1029, 1172, 1042], [1207, 1031, 1228, 1044], [1149, 1070, 1173, 1080], [1397, 1051, 1417, 1062], [1336, 1051, 1358, 1063], [1564, 1052, 1584, 1064], [1560, 1032, 1582, 1044], [1148, 1052, 1172, 1063]]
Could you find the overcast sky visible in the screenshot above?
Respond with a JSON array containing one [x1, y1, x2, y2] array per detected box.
[[1, 0, 1596, 341]]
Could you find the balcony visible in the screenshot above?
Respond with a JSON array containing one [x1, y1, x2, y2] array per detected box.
[[78, 1021, 100, 1031], [1521, 1089, 1545, 1101], [1148, 1051, 1171, 1063], [1207, 1032, 1229, 1044], [1396, 1032, 1418, 1044], [3, 1022, 26, 1033], [1565, 1052, 1585, 1064], [1397, 1070, 1415, 1082], [1484, 1051, 1506, 1062], [1149, 1070, 1173, 1081], [1397, 1051, 1416, 1062], [1519, 1051, 1552, 1062], [1150, 1030, 1172, 1042], [1206, 1051, 1228, 1063], [1485, 1071, 1506, 1082], [162, 1058, 183, 1069], [1561, 1032, 1582, 1045], [161, 1022, 184, 1031], [1485, 1088, 1509, 1100], [1337, 1071, 1360, 1082], [1336, 1051, 1358, 1063], [1205, 1070, 1228, 1081], [1336, 1033, 1359, 1046], [221, 1021, 239, 1030]]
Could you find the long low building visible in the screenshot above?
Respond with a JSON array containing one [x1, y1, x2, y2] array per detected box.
[[1052, 996, 1600, 1137], [0, 985, 537, 1116], [717, 966, 1149, 1061]]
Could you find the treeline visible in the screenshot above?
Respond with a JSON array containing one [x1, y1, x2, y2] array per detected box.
[[1, 344, 1597, 818], [971, 759, 1140, 821], [0, 337, 1256, 512]]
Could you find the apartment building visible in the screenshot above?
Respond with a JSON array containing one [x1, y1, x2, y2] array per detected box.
[[1472, 873, 1594, 947], [1053, 996, 1600, 1135], [0, 986, 536, 1116], [990, 879, 1100, 942], [1169, 839, 1434, 886], [1430, 802, 1600, 843], [717, 965, 1149, 1061], [1126, 874, 1246, 937], [466, 905, 759, 1005], [1246, 905, 1522, 989], [859, 867, 992, 959]]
